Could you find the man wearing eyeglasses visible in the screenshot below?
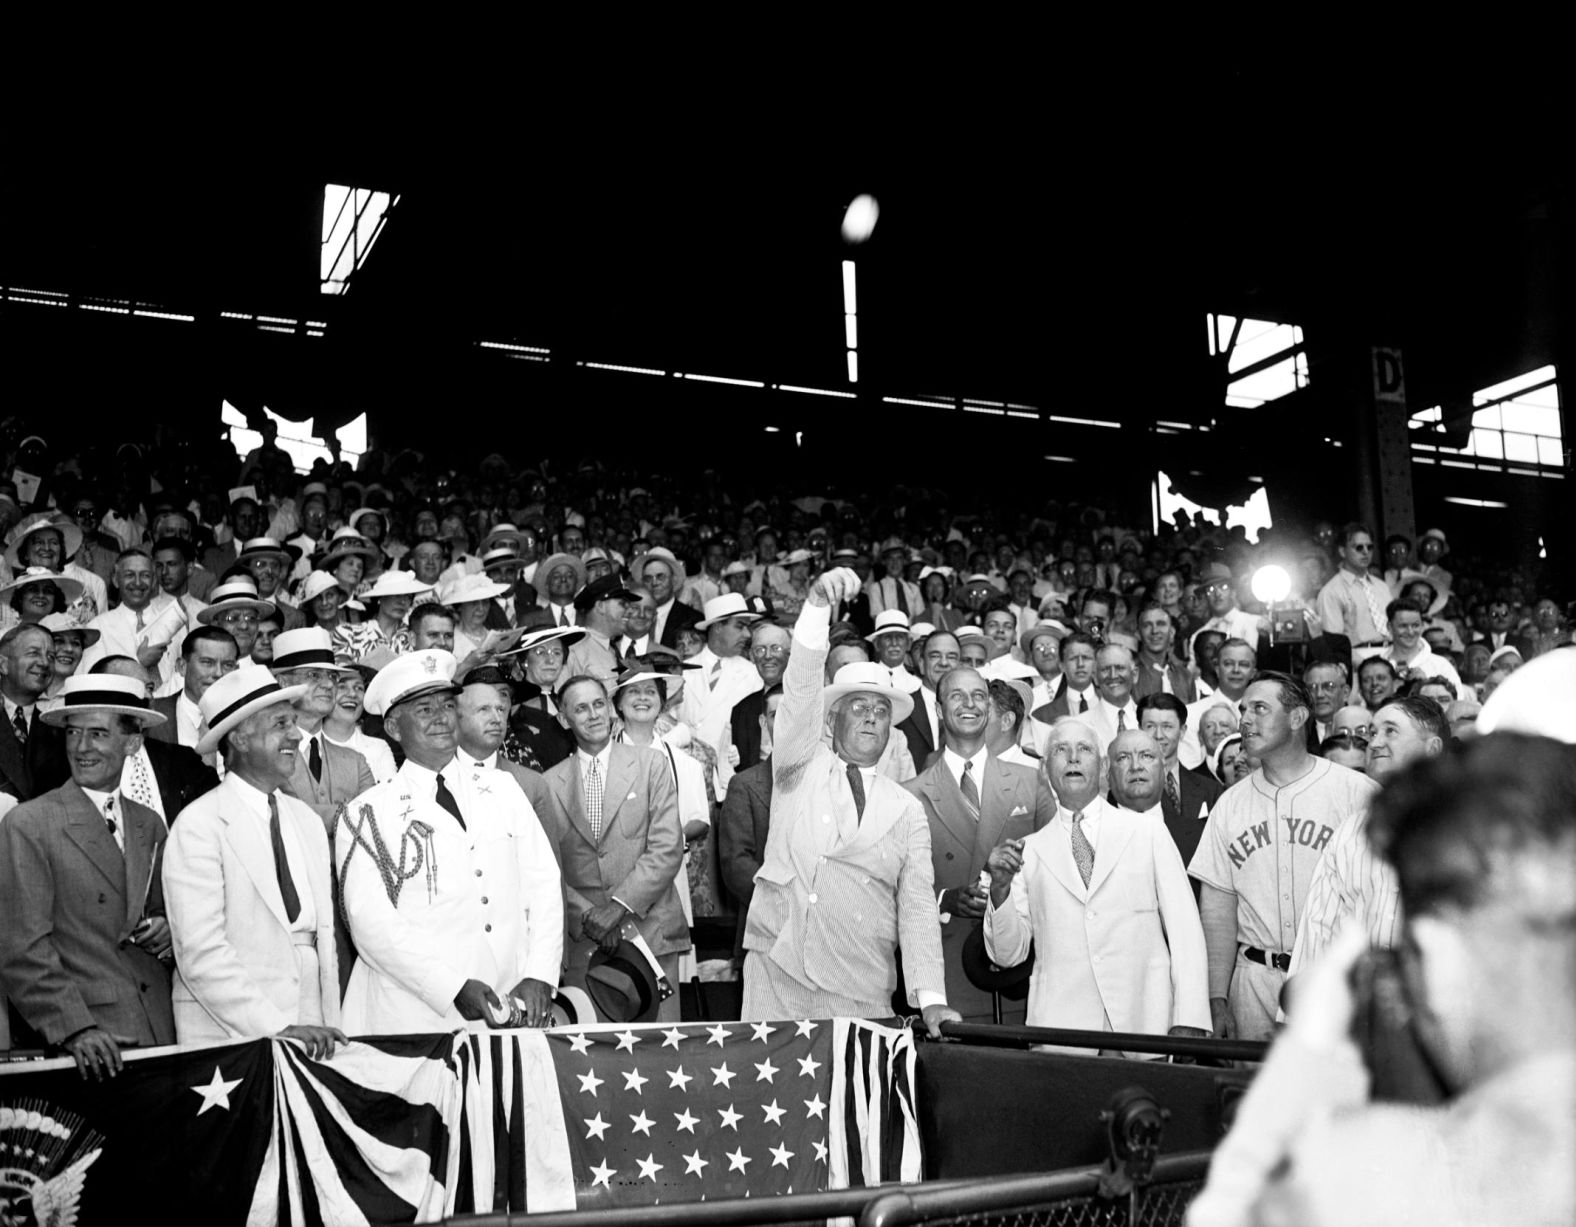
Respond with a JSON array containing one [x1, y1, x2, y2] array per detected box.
[[1301, 660, 1352, 745], [1197, 564, 1269, 653], [1316, 524, 1392, 667], [726, 621, 791, 773]]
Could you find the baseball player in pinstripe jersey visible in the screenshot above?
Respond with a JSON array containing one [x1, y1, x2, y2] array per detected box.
[[1189, 673, 1378, 1042], [1288, 695, 1447, 980]]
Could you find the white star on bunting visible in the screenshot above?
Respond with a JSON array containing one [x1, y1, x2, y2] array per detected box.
[[750, 1021, 776, 1042], [798, 1053, 822, 1078], [718, 1104, 742, 1130], [637, 1154, 664, 1181], [674, 1108, 699, 1134], [762, 1100, 786, 1125], [661, 1026, 686, 1050], [754, 1058, 779, 1083], [706, 1024, 731, 1047], [804, 1094, 826, 1119], [615, 1030, 641, 1052], [567, 1032, 593, 1055], [668, 1066, 693, 1091], [622, 1068, 648, 1094], [191, 1066, 243, 1116], [813, 1140, 828, 1163], [794, 1020, 818, 1037], [711, 1062, 735, 1088], [683, 1149, 709, 1176], [727, 1147, 752, 1173], [771, 1142, 795, 1169], [577, 1069, 603, 1096], [584, 1113, 610, 1141], [629, 1110, 654, 1137], [590, 1160, 616, 1189]]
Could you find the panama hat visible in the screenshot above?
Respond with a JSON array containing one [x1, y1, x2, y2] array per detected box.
[[1021, 620, 1069, 655], [481, 522, 532, 553], [236, 536, 303, 566], [533, 553, 588, 600], [270, 627, 355, 674], [197, 576, 277, 624], [821, 660, 915, 724], [481, 546, 525, 573], [632, 547, 687, 585], [696, 593, 765, 630], [316, 527, 379, 570], [865, 609, 914, 643], [196, 666, 310, 756], [40, 674, 166, 730]]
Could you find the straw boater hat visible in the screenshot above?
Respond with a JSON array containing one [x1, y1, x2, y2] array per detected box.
[[316, 527, 379, 570], [0, 566, 83, 605], [236, 536, 303, 566], [695, 593, 765, 630], [40, 674, 167, 730], [270, 627, 355, 674], [533, 552, 588, 600], [632, 547, 686, 585], [5, 513, 83, 569], [1020, 620, 1069, 656], [347, 506, 387, 535], [197, 576, 277, 624], [195, 666, 310, 757], [359, 571, 431, 601], [821, 660, 915, 724], [480, 522, 530, 553], [40, 611, 100, 648], [364, 649, 462, 717], [439, 572, 511, 606], [865, 609, 914, 644], [481, 546, 525, 573]]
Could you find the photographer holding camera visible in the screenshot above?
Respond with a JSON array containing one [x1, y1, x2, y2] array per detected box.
[[1189, 729, 1576, 1226]]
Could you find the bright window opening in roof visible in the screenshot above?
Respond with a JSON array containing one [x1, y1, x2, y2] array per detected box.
[[321, 184, 398, 295], [1408, 365, 1564, 476], [1206, 314, 1309, 408], [222, 401, 366, 473], [1153, 470, 1273, 542]]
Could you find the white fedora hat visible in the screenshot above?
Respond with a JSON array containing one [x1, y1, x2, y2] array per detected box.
[[821, 660, 915, 724], [696, 592, 765, 630], [196, 666, 310, 756], [39, 674, 166, 729], [270, 627, 355, 674], [439, 572, 511, 605], [865, 609, 914, 643], [197, 576, 277, 625], [361, 570, 432, 601]]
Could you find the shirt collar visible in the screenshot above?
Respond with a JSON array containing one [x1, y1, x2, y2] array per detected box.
[[400, 754, 458, 788], [79, 784, 122, 812], [460, 747, 498, 770], [942, 744, 988, 780], [224, 770, 277, 818], [577, 743, 612, 774]]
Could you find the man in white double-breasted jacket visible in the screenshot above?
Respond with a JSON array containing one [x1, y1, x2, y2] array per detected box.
[[983, 716, 1210, 1056], [741, 566, 959, 1035], [337, 650, 563, 1035]]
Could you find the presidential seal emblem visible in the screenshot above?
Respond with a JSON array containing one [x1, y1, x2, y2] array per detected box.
[[0, 1100, 103, 1227]]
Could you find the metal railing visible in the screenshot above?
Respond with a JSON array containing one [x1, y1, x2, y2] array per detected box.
[[936, 1021, 1267, 1064], [861, 1152, 1213, 1227]]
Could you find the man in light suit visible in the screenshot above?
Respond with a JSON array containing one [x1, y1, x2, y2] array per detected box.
[[161, 668, 344, 1058], [0, 674, 174, 1079], [338, 650, 563, 1035], [983, 716, 1210, 1055], [678, 593, 765, 792], [741, 567, 959, 1035], [905, 665, 1055, 1021], [268, 628, 375, 830], [546, 675, 688, 1020]]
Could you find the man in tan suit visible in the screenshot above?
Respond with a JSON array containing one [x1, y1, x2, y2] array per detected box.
[[545, 674, 688, 1021], [162, 668, 343, 1058], [905, 665, 1054, 1021], [0, 674, 174, 1079], [742, 567, 958, 1035]]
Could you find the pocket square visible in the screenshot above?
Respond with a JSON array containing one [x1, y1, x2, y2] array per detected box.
[[628, 792, 637, 800], [1197, 803, 1210, 820], [1010, 804, 1029, 816]]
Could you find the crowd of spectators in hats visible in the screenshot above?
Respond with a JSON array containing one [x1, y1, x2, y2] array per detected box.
[[0, 419, 1569, 1089]]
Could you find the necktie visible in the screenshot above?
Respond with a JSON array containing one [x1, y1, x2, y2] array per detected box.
[[103, 797, 122, 853], [308, 735, 323, 783], [1078, 692, 1089, 714], [1070, 810, 1094, 888], [557, 606, 567, 627], [1117, 708, 1127, 732], [1163, 770, 1181, 825], [11, 706, 28, 748], [267, 795, 302, 923], [1360, 575, 1390, 641], [959, 759, 981, 822], [846, 762, 867, 822], [435, 772, 467, 830], [135, 607, 146, 632], [123, 749, 160, 815], [709, 658, 722, 688], [585, 758, 604, 840]]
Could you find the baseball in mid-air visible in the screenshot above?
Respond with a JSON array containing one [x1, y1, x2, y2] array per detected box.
[[842, 194, 880, 244]]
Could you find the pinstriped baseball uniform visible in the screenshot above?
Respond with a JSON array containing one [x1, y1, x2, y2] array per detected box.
[[1287, 804, 1396, 979]]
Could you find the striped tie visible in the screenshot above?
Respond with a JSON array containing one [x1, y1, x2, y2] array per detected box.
[[959, 759, 981, 822]]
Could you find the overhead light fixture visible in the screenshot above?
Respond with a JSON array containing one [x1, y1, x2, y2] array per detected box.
[[841, 194, 880, 244], [1442, 496, 1509, 508]]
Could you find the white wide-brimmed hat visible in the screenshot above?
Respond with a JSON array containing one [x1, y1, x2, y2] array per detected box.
[[1479, 650, 1576, 743], [196, 666, 309, 756], [361, 570, 432, 601], [865, 609, 914, 643], [0, 566, 83, 605], [440, 572, 511, 606], [39, 674, 166, 730], [298, 572, 344, 605], [696, 593, 765, 630], [5, 513, 83, 569], [532, 552, 588, 599], [198, 576, 277, 624], [821, 660, 915, 724], [40, 611, 100, 647]]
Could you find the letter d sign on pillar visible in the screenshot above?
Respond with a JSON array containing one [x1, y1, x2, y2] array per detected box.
[[1372, 347, 1406, 404], [1370, 346, 1415, 545]]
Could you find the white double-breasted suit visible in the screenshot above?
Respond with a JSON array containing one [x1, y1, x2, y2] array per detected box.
[[983, 796, 1209, 1052], [335, 757, 563, 1035], [162, 774, 341, 1043]]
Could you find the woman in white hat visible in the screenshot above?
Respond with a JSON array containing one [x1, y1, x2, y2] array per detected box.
[[330, 570, 428, 664], [316, 527, 378, 600], [4, 512, 105, 622], [2, 567, 85, 630], [439, 572, 511, 666], [299, 572, 351, 634], [38, 613, 101, 706]]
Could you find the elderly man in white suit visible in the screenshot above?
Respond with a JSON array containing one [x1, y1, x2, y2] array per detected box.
[[336, 650, 563, 1035], [162, 667, 344, 1058], [742, 566, 959, 1036], [983, 716, 1210, 1056]]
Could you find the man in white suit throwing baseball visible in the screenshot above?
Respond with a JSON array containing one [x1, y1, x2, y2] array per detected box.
[[983, 716, 1210, 1056]]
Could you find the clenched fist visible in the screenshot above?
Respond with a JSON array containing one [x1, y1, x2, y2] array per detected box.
[[808, 568, 863, 610], [986, 838, 1026, 906]]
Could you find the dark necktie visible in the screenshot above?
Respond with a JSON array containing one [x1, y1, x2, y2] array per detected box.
[[846, 762, 867, 822], [1117, 708, 1127, 732], [308, 735, 323, 783], [11, 706, 27, 749], [435, 771, 467, 829], [1078, 692, 1089, 714], [103, 798, 121, 852], [1163, 769, 1181, 825], [960, 759, 981, 821], [268, 795, 302, 923]]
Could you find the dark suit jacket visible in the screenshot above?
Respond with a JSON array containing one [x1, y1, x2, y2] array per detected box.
[[656, 599, 703, 651], [0, 782, 175, 1047], [283, 733, 376, 831], [1133, 655, 1197, 704], [718, 758, 773, 956], [0, 703, 70, 802], [147, 694, 181, 745], [1165, 766, 1225, 891], [517, 603, 577, 632], [905, 754, 1055, 1021], [510, 702, 574, 771], [145, 739, 220, 823], [896, 691, 938, 771], [1032, 679, 1098, 725], [729, 691, 768, 773]]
